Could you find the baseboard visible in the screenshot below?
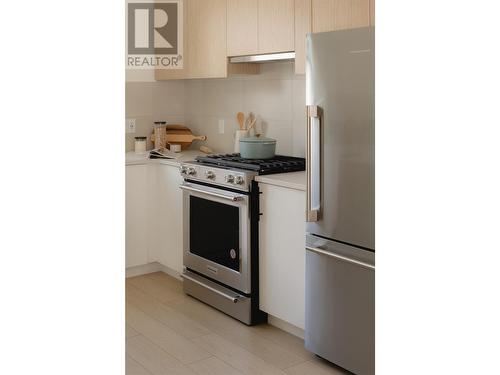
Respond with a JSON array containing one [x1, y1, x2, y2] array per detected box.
[[268, 315, 305, 339], [126, 262, 182, 280], [158, 264, 182, 280]]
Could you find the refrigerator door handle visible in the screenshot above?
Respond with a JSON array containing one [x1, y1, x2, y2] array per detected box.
[[306, 245, 375, 270], [306, 105, 321, 222]]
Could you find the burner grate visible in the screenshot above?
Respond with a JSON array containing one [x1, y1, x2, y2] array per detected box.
[[195, 154, 305, 175]]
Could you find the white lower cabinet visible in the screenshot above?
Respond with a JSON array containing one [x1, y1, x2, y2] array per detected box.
[[259, 183, 306, 329], [126, 163, 184, 274], [126, 164, 149, 268], [154, 164, 184, 273]]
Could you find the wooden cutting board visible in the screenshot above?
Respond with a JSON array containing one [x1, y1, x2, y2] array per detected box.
[[164, 125, 207, 150], [166, 134, 207, 143]]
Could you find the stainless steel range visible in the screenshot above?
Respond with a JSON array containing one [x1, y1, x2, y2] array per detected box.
[[179, 154, 305, 325]]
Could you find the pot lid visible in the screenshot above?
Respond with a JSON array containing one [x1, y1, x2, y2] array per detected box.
[[239, 136, 276, 144]]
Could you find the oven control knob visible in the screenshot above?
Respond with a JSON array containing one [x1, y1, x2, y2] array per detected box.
[[205, 170, 215, 180], [225, 175, 235, 183], [234, 176, 244, 185], [187, 167, 196, 176], [179, 165, 187, 175]]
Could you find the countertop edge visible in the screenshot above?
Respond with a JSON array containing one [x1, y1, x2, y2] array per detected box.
[[125, 150, 203, 167], [255, 172, 306, 192]]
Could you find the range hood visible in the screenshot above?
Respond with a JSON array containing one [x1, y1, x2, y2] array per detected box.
[[229, 52, 295, 64]]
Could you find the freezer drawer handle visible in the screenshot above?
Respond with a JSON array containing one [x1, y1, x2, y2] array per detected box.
[[306, 105, 321, 222], [181, 273, 241, 303], [306, 246, 375, 270], [180, 184, 244, 202]]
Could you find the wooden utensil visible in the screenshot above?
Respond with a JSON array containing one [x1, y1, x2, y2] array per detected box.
[[165, 134, 207, 143], [200, 145, 213, 154], [244, 112, 255, 131], [247, 117, 257, 132], [244, 117, 251, 130], [164, 124, 190, 131], [237, 112, 245, 130]]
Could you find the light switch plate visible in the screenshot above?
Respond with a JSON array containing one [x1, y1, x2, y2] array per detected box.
[[126, 118, 136, 133], [218, 119, 225, 134]]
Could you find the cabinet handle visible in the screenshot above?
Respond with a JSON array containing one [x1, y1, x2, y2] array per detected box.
[[306, 105, 321, 222]]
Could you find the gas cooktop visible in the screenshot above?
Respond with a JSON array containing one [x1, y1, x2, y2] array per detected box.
[[194, 153, 305, 175]]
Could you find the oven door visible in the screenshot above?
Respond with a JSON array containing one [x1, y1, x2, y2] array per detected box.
[[180, 182, 251, 294]]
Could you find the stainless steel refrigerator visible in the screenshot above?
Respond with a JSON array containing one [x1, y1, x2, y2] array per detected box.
[[305, 27, 375, 375]]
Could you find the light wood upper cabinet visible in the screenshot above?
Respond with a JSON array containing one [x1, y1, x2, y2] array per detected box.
[[312, 0, 370, 33], [296, 0, 374, 75], [156, 0, 375, 80], [227, 0, 259, 56], [370, 0, 375, 26], [294, 0, 312, 75], [157, 0, 227, 80], [155, 0, 188, 80], [186, 0, 227, 78], [258, 0, 295, 54], [227, 0, 295, 56]]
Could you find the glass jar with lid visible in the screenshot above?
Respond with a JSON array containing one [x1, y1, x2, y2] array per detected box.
[[134, 136, 147, 153], [152, 121, 167, 149]]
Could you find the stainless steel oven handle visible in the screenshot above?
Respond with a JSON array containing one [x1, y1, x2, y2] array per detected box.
[[306, 246, 375, 270], [180, 184, 244, 202], [181, 273, 241, 303]]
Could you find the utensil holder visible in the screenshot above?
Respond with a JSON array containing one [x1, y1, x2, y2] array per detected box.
[[234, 130, 248, 153]]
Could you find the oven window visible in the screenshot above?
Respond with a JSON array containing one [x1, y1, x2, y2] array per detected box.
[[189, 196, 240, 272]]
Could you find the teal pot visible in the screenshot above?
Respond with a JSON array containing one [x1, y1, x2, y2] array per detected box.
[[239, 136, 277, 159]]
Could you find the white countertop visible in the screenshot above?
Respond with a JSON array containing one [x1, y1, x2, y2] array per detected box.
[[125, 150, 205, 167], [127, 151, 306, 191], [255, 171, 306, 191]]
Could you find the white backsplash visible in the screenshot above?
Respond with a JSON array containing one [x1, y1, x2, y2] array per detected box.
[[125, 80, 186, 151], [125, 62, 306, 157]]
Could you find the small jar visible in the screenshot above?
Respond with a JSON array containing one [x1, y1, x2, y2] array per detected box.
[[134, 136, 147, 153]]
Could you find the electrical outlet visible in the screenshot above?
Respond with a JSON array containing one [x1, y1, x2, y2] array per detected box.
[[126, 118, 136, 133], [218, 119, 225, 134]]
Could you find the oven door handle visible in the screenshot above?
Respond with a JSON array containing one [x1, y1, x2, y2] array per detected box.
[[180, 184, 245, 202]]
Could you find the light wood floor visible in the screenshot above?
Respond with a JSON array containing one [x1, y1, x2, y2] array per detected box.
[[126, 272, 349, 375]]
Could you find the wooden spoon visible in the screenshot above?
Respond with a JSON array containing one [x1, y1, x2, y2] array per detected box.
[[237, 112, 245, 130], [247, 117, 257, 132], [245, 112, 255, 131]]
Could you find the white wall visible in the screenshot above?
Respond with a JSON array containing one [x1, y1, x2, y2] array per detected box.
[[125, 62, 306, 157]]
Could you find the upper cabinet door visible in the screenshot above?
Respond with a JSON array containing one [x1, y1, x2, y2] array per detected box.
[[258, 0, 295, 54], [370, 0, 375, 26], [294, 0, 312, 75], [186, 0, 227, 78], [155, 0, 189, 80], [227, 0, 259, 56], [157, 0, 227, 80], [312, 0, 370, 33]]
